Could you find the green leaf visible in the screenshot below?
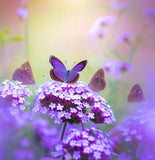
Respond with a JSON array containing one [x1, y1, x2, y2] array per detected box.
[[0, 28, 11, 46], [3, 28, 10, 36], [0, 28, 23, 46], [7, 36, 24, 42]]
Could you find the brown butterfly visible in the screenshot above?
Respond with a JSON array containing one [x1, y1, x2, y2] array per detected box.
[[88, 68, 106, 92], [127, 84, 144, 103], [12, 61, 35, 85]]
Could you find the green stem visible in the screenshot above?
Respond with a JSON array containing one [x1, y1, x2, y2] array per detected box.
[[61, 122, 67, 160], [23, 1, 29, 60], [81, 122, 85, 131], [24, 18, 28, 60], [127, 36, 140, 63], [0, 46, 5, 78], [107, 37, 140, 102], [107, 80, 119, 102], [60, 122, 67, 141]]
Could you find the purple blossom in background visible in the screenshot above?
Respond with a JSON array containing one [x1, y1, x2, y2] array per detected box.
[[16, 8, 28, 19], [144, 9, 155, 23], [102, 60, 133, 78], [87, 16, 116, 38], [33, 117, 59, 151], [110, 0, 129, 11], [88, 27, 106, 38], [53, 127, 114, 160], [102, 60, 119, 78], [96, 16, 116, 26], [13, 149, 35, 160], [117, 61, 133, 73], [118, 153, 131, 160], [110, 107, 155, 159], [19, 137, 31, 147], [33, 81, 115, 124], [136, 143, 155, 160], [117, 33, 132, 43], [144, 9, 155, 16], [40, 157, 59, 160], [0, 80, 32, 113], [0, 109, 18, 160]]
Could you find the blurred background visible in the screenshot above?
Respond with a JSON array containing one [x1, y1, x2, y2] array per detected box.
[[0, 0, 155, 122]]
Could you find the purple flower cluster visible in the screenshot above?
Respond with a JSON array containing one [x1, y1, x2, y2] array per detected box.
[[33, 81, 115, 124], [144, 9, 155, 16], [0, 107, 33, 160], [13, 149, 35, 160], [87, 16, 116, 38], [16, 8, 28, 19], [110, 0, 129, 11], [33, 117, 59, 151], [54, 127, 114, 160], [0, 80, 32, 113], [110, 108, 155, 159], [117, 33, 132, 43], [102, 60, 133, 78]]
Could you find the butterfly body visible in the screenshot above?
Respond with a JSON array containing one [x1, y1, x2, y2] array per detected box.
[[49, 55, 87, 83], [64, 70, 70, 82]]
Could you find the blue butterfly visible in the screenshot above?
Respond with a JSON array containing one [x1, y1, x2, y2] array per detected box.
[[49, 55, 87, 83]]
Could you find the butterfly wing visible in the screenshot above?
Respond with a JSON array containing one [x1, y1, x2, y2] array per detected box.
[[50, 69, 64, 82], [12, 61, 35, 85], [88, 68, 106, 92], [49, 55, 67, 71], [128, 84, 144, 103], [49, 55, 67, 82], [70, 60, 87, 72], [66, 60, 87, 83]]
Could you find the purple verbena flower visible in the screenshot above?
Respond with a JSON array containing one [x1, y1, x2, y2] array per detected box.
[[53, 127, 114, 160], [0, 80, 32, 113], [16, 8, 28, 19], [33, 81, 115, 124]]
